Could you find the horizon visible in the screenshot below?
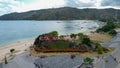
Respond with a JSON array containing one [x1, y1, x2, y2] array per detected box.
[[0, 0, 120, 16]]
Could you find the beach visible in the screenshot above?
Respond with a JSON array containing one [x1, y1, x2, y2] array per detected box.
[[0, 30, 112, 62], [0, 39, 35, 62]]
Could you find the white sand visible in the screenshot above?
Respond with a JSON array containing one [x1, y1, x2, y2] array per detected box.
[[0, 39, 35, 62]]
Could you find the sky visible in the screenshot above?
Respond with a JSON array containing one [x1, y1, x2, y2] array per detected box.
[[0, 0, 120, 16]]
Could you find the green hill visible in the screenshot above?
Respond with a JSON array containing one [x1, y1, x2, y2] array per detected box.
[[0, 7, 120, 21]]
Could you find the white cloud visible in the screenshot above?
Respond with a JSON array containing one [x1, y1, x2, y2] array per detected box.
[[94, 0, 102, 7], [0, 0, 65, 15], [0, 0, 22, 15], [0, 0, 120, 16], [78, 0, 95, 3], [16, 0, 65, 12]]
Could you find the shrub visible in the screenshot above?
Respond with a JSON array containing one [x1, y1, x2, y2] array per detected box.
[[97, 45, 104, 54], [108, 30, 117, 36], [49, 31, 58, 36], [83, 57, 94, 64], [10, 49, 15, 53]]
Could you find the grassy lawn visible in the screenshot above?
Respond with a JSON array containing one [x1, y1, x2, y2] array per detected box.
[[48, 40, 70, 49]]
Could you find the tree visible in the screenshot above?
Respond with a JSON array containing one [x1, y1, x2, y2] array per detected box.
[[70, 34, 77, 38], [108, 29, 117, 36], [59, 35, 64, 40], [77, 33, 88, 39], [82, 37, 91, 46], [77, 33, 84, 39], [49, 31, 58, 36], [96, 22, 116, 32], [78, 33, 84, 36]]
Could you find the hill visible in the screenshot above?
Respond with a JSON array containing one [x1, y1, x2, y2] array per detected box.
[[0, 7, 120, 21]]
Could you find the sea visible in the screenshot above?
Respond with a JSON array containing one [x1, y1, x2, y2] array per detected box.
[[0, 20, 103, 46]]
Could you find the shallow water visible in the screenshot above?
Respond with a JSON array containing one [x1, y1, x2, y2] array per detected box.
[[0, 20, 101, 46]]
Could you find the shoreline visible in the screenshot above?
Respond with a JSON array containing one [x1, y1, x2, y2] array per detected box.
[[0, 37, 35, 47], [0, 38, 35, 62], [0, 29, 111, 62]]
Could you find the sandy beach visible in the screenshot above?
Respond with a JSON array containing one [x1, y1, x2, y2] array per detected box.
[[0, 38, 35, 62], [0, 30, 112, 62], [0, 31, 92, 62]]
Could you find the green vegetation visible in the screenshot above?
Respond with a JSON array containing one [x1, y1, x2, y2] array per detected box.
[[77, 33, 88, 39], [76, 39, 82, 44], [77, 33, 84, 37], [97, 45, 104, 54], [0, 7, 120, 20], [96, 22, 117, 36], [99, 19, 117, 23], [10, 49, 15, 56], [49, 31, 58, 36], [77, 33, 91, 46], [48, 41, 69, 49], [70, 34, 77, 38], [59, 35, 64, 39], [115, 23, 120, 28], [108, 29, 117, 36], [34, 31, 109, 53], [96, 22, 115, 32], [10, 49, 15, 53], [83, 57, 94, 64], [82, 37, 91, 46]]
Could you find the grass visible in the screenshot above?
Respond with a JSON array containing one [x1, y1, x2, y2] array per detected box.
[[76, 39, 82, 44], [89, 33, 112, 43], [48, 40, 70, 49]]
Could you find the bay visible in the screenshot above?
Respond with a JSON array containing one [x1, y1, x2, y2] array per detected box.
[[0, 20, 102, 46]]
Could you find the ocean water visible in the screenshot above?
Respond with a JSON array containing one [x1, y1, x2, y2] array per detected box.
[[0, 20, 101, 46]]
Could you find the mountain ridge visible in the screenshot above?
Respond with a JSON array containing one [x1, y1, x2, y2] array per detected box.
[[0, 7, 120, 21]]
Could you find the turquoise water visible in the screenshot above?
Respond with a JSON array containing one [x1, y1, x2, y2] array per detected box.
[[0, 20, 101, 46]]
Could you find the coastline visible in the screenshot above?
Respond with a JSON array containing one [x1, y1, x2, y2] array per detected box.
[[0, 38, 35, 62], [0, 31, 93, 62], [0, 30, 111, 62]]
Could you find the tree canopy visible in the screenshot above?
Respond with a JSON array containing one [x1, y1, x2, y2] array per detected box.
[[49, 31, 58, 36], [70, 34, 77, 38], [96, 22, 116, 32], [108, 29, 117, 36]]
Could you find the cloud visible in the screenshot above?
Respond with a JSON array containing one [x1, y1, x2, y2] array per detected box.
[[0, 0, 120, 16], [101, 0, 120, 7], [0, 0, 21, 15], [65, 0, 96, 8], [17, 0, 65, 12], [0, 0, 66, 15]]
